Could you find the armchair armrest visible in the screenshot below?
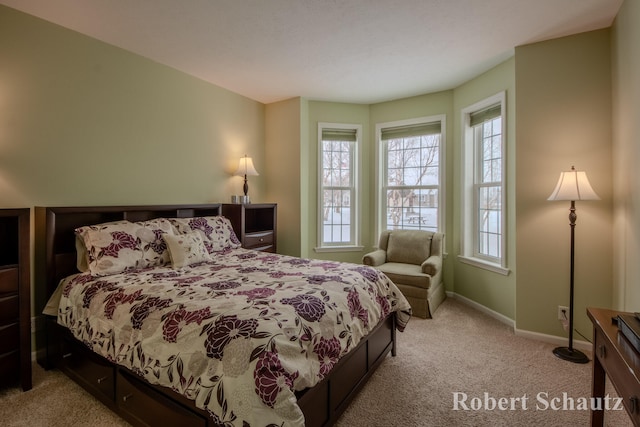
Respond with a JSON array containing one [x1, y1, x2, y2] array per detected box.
[[362, 249, 387, 267], [421, 255, 442, 276]]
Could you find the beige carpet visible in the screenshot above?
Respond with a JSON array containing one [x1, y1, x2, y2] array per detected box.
[[0, 298, 633, 426]]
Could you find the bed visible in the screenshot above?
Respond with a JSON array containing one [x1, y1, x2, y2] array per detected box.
[[35, 204, 411, 427]]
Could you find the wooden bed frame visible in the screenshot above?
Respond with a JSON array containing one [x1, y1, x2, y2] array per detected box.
[[34, 204, 397, 427]]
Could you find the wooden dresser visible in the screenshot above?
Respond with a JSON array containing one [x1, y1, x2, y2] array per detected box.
[[0, 208, 31, 391], [588, 307, 640, 426], [222, 203, 277, 253]]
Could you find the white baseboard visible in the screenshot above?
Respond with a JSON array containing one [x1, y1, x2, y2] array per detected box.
[[513, 328, 592, 352], [446, 292, 592, 353], [447, 291, 515, 328]]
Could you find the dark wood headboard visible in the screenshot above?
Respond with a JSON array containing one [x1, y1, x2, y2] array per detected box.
[[34, 204, 222, 312]]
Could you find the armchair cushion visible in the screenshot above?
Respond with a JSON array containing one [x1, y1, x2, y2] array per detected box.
[[376, 262, 432, 289], [386, 230, 433, 265]]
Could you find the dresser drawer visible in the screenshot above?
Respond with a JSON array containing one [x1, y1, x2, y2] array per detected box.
[[0, 268, 18, 294], [0, 322, 19, 354], [244, 231, 274, 250], [0, 350, 20, 384], [0, 295, 19, 323], [594, 329, 640, 424], [61, 337, 115, 402], [117, 370, 207, 427]]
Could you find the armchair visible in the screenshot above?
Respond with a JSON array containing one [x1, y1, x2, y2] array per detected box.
[[363, 230, 444, 318]]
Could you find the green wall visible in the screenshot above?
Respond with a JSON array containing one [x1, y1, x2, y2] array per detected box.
[[0, 5, 265, 210], [612, 0, 640, 312], [452, 59, 516, 319], [304, 101, 371, 264], [515, 29, 613, 339], [265, 98, 302, 257]]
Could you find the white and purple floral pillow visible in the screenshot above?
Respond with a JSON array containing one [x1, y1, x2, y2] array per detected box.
[[75, 219, 175, 276], [135, 218, 175, 268], [163, 232, 212, 268], [169, 216, 241, 253]]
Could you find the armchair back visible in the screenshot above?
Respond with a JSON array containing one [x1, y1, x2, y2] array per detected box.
[[379, 230, 442, 265]]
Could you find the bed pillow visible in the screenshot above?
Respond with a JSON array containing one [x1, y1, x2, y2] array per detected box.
[[169, 216, 241, 253], [163, 232, 212, 268], [75, 220, 130, 272], [75, 221, 146, 275], [75, 219, 176, 275], [134, 218, 175, 268]]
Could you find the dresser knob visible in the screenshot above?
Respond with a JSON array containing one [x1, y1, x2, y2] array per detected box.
[[598, 344, 606, 359], [62, 352, 73, 359], [97, 376, 108, 384], [122, 393, 133, 402]]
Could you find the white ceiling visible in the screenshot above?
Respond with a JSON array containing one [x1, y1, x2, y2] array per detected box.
[[1, 0, 624, 104]]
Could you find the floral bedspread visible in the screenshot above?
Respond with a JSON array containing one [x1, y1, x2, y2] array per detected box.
[[57, 248, 412, 427]]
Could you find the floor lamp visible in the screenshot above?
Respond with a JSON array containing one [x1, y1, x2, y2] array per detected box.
[[548, 166, 599, 364]]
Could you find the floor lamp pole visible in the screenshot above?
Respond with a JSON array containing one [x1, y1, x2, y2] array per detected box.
[[553, 200, 589, 364]]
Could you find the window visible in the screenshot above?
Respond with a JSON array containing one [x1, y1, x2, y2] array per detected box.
[[316, 123, 361, 251], [460, 92, 508, 274], [377, 116, 444, 234]]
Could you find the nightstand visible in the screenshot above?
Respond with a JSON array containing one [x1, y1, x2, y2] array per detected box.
[[222, 203, 277, 252], [0, 208, 31, 391]]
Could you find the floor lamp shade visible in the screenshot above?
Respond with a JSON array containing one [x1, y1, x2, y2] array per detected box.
[[548, 167, 600, 202], [548, 166, 599, 364]]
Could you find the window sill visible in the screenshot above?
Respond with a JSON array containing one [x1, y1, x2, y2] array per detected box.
[[314, 245, 364, 253], [458, 255, 510, 276]]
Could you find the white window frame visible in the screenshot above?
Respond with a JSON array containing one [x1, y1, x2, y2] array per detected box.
[[315, 122, 363, 252], [459, 92, 509, 275], [375, 115, 446, 238]]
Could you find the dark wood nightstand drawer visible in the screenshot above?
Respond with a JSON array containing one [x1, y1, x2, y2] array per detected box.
[[244, 231, 274, 250], [0, 267, 18, 294], [117, 370, 207, 427], [0, 295, 19, 323], [0, 322, 19, 354]]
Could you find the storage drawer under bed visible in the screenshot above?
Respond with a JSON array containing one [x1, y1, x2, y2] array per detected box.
[[117, 370, 207, 427], [60, 336, 116, 403]]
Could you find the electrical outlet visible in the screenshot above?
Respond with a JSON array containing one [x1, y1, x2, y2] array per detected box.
[[557, 305, 569, 321]]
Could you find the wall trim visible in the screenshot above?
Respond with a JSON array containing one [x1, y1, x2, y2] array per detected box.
[[447, 291, 515, 327], [447, 292, 592, 352]]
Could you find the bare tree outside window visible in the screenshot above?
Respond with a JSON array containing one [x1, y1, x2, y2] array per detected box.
[[382, 122, 441, 233], [476, 116, 502, 259], [460, 93, 506, 271], [322, 139, 352, 243], [318, 125, 358, 248]]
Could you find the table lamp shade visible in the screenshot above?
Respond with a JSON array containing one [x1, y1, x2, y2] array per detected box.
[[234, 156, 259, 177]]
